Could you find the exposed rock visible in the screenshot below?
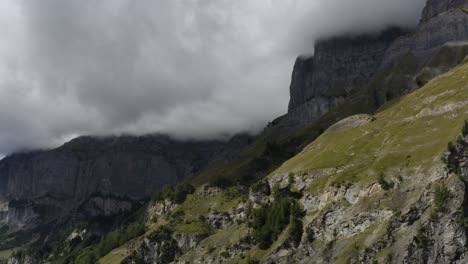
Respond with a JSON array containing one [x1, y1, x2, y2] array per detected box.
[[79, 195, 137, 218], [67, 228, 87, 247], [421, 0, 468, 23], [146, 200, 176, 221], [205, 212, 232, 229], [287, 28, 406, 126], [173, 233, 208, 253], [123, 231, 207, 264], [249, 181, 271, 205], [7, 256, 33, 264], [0, 202, 39, 228], [328, 114, 376, 132], [284, 0, 468, 128], [0, 134, 252, 227], [123, 237, 180, 264], [199, 186, 223, 197]]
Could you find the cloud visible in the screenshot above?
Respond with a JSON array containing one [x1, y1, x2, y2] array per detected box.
[[0, 0, 426, 154]]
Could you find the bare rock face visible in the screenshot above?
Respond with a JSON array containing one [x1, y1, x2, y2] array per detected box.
[[381, 9, 468, 70], [287, 28, 405, 126], [421, 0, 468, 23], [285, 0, 468, 127], [0, 134, 253, 227]]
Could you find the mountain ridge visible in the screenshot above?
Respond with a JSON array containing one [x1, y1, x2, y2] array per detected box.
[[2, 0, 468, 263]]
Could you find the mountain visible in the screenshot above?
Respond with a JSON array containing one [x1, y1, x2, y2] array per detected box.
[[286, 1, 468, 128], [107, 51, 468, 264], [2, 0, 468, 263], [287, 27, 407, 127], [0, 134, 253, 228]]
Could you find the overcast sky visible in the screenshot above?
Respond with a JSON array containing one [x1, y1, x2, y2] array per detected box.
[[0, 0, 426, 155]]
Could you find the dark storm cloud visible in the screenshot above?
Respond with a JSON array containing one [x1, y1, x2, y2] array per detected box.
[[0, 0, 426, 155]]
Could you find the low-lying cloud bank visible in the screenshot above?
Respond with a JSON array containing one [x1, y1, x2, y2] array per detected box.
[[0, 0, 426, 154]]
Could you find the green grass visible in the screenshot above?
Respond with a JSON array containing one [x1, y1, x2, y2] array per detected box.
[[0, 247, 19, 260], [173, 54, 468, 263], [175, 192, 242, 218], [98, 245, 130, 264], [374, 246, 393, 263], [169, 191, 243, 234], [240, 228, 290, 264], [178, 224, 248, 263], [271, 57, 468, 194], [173, 220, 212, 234], [188, 45, 468, 193]]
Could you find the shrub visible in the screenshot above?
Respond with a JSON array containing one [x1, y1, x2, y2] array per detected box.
[[288, 173, 295, 187], [463, 120, 468, 136], [152, 183, 195, 204], [97, 223, 146, 256], [174, 183, 195, 203], [225, 186, 246, 200], [378, 174, 391, 190], [288, 202, 305, 246], [433, 184, 450, 213], [151, 185, 175, 202], [151, 216, 158, 223], [251, 196, 304, 249], [448, 141, 456, 153], [209, 177, 235, 189], [415, 224, 429, 249], [73, 247, 97, 264], [246, 255, 260, 264], [148, 226, 180, 263]]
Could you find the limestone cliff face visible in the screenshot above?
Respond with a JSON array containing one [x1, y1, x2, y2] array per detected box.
[[286, 0, 468, 127], [421, 0, 468, 23], [287, 28, 405, 126], [381, 8, 468, 70], [0, 134, 252, 226]]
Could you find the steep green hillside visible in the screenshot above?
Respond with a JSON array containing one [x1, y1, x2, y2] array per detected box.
[[190, 43, 468, 191], [5, 33, 468, 264], [94, 57, 468, 264], [272, 56, 468, 191]]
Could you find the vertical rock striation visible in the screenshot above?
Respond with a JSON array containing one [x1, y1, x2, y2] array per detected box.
[[286, 0, 468, 127], [0, 134, 253, 227], [421, 0, 468, 23], [287, 28, 406, 126]]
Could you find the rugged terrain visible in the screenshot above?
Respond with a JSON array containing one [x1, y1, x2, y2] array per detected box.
[[1, 0, 468, 263], [0, 134, 253, 228], [96, 53, 468, 264]]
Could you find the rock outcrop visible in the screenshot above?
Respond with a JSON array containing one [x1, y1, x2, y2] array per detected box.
[[287, 28, 406, 126], [0, 134, 253, 227], [421, 0, 468, 23], [286, 0, 468, 127]]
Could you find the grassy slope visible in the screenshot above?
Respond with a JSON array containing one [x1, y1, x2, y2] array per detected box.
[[175, 58, 468, 263], [0, 248, 18, 261], [98, 246, 129, 264], [98, 190, 245, 263], [271, 57, 468, 192], [190, 45, 468, 190], [169, 50, 468, 264], [74, 47, 468, 264], [236, 55, 468, 264]]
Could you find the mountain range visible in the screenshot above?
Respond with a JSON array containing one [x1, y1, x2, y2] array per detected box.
[[2, 0, 468, 263]]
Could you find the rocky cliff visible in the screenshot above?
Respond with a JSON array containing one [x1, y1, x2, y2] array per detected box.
[[286, 0, 468, 127], [287, 28, 405, 126], [421, 0, 468, 22], [0, 134, 253, 227], [2, 0, 468, 263], [113, 55, 468, 264]]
